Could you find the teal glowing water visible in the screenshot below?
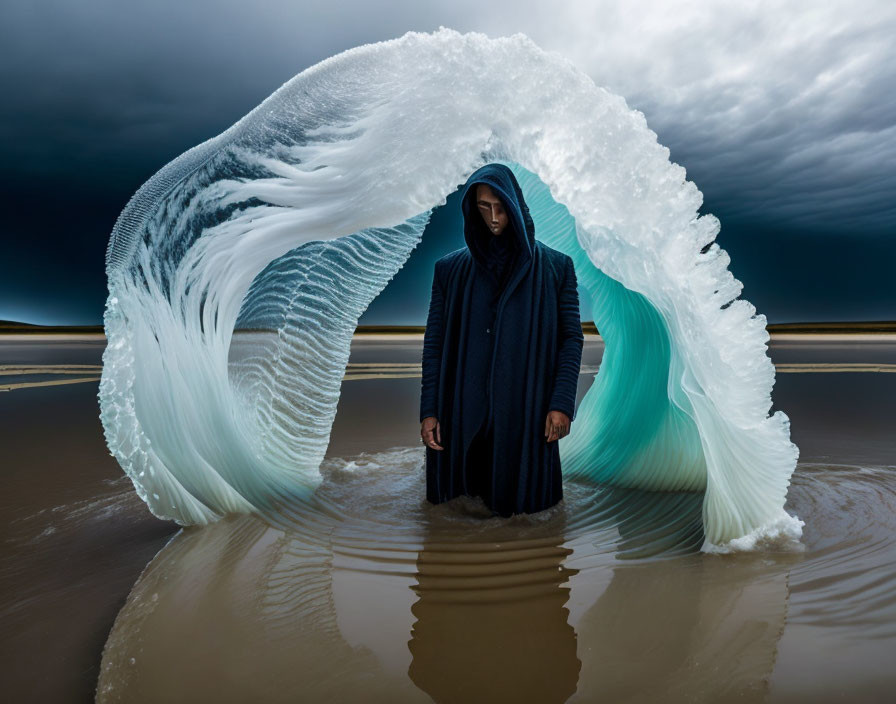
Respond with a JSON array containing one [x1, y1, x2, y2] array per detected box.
[[516, 169, 707, 492]]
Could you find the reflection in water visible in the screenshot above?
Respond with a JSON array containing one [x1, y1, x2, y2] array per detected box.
[[571, 559, 790, 703], [407, 515, 580, 703], [5, 339, 894, 701], [94, 446, 799, 703], [96, 512, 427, 703], [563, 480, 790, 702]]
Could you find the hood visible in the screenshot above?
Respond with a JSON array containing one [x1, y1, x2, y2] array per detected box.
[[460, 163, 536, 277]]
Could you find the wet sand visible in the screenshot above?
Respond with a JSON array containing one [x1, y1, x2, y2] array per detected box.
[[1, 335, 895, 702]]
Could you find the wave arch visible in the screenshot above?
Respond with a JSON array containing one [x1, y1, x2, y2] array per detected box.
[[98, 27, 802, 549]]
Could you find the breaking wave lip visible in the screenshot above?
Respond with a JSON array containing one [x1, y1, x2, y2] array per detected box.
[[97, 27, 802, 552]]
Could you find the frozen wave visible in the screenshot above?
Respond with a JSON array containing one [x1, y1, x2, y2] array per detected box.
[[98, 27, 802, 550]]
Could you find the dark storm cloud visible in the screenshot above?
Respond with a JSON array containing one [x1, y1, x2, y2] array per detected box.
[[0, 0, 488, 184], [2, 0, 892, 226], [0, 0, 892, 324], [530, 1, 896, 233], [0, 0, 485, 324]]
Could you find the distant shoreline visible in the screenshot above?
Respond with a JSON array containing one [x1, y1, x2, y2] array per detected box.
[[2, 320, 896, 337]]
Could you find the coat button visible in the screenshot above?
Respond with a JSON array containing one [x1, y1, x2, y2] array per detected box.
[[486, 328, 490, 333]]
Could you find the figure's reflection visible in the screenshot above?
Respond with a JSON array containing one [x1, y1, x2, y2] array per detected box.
[[406, 505, 582, 704]]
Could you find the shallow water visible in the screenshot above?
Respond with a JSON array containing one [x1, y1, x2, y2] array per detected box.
[[1, 335, 895, 702]]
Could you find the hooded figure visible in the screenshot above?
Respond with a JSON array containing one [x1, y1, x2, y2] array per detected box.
[[420, 163, 584, 516]]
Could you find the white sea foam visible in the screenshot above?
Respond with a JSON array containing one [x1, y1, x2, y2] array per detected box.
[[98, 27, 801, 549], [702, 510, 806, 554]]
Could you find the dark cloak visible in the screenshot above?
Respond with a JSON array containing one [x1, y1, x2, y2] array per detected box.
[[420, 163, 584, 516]]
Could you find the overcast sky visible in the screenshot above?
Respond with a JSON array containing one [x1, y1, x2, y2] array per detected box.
[[1, 0, 893, 325]]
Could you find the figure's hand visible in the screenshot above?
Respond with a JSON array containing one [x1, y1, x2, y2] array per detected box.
[[421, 416, 444, 450], [544, 410, 570, 443]]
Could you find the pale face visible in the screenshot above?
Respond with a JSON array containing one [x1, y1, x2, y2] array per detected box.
[[476, 184, 509, 236]]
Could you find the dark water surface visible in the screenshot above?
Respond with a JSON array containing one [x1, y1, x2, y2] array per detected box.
[[1, 334, 894, 702]]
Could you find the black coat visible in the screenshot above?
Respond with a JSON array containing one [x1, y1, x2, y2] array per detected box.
[[420, 163, 584, 516]]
